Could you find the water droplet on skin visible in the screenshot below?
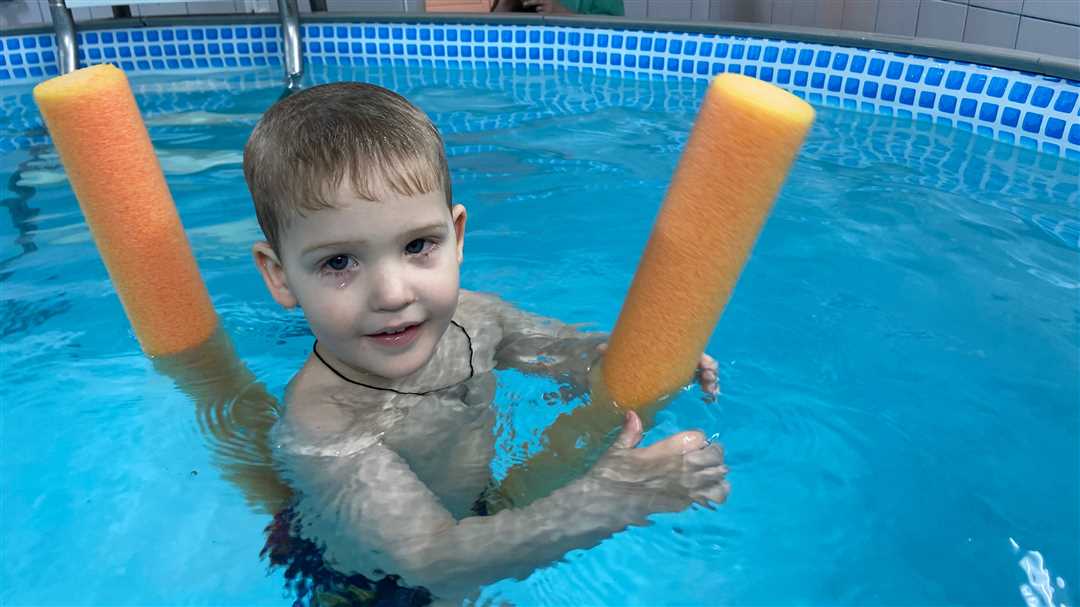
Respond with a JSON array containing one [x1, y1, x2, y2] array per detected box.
[[338, 281, 347, 290]]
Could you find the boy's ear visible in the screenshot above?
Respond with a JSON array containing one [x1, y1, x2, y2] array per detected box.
[[451, 204, 467, 264], [252, 241, 298, 309]]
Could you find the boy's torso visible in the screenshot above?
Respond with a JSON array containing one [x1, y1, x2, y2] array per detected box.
[[276, 291, 505, 517]]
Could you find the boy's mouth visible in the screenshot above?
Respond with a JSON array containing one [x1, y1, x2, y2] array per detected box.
[[366, 322, 422, 347]]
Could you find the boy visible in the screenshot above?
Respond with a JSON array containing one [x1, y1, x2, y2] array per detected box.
[[244, 82, 728, 603]]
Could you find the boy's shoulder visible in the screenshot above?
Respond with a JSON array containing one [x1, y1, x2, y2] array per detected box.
[[456, 289, 516, 328], [279, 357, 364, 446], [455, 289, 512, 349], [457, 288, 503, 310]]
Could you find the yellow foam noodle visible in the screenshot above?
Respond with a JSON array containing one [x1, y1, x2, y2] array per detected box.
[[601, 74, 815, 408], [33, 64, 217, 356]]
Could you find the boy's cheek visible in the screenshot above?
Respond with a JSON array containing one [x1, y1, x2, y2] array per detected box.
[[299, 299, 352, 332], [430, 270, 461, 309]]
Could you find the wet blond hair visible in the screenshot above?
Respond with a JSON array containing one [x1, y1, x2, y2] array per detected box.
[[243, 82, 452, 252]]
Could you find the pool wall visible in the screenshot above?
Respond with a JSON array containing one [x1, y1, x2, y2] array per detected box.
[[1, 17, 1078, 159]]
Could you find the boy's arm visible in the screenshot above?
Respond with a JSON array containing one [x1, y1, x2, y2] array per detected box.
[[464, 290, 607, 383], [470, 287, 613, 378], [285, 413, 727, 601], [465, 291, 720, 508], [151, 329, 292, 514], [468, 291, 718, 397]]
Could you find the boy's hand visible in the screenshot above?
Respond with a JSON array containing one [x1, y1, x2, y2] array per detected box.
[[588, 411, 730, 513], [596, 344, 720, 400]]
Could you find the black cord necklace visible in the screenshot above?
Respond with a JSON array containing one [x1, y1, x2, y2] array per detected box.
[[312, 320, 475, 396]]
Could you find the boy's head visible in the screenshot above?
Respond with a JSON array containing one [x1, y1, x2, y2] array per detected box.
[[244, 81, 453, 254], [245, 82, 467, 382]]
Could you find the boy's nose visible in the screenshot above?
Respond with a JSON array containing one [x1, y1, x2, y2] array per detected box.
[[369, 264, 414, 312]]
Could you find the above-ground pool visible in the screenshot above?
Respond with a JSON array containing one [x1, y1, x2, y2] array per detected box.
[[1, 18, 1077, 607]]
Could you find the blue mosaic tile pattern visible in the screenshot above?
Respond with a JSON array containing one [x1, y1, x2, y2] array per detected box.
[[0, 25, 281, 81], [2, 22, 1078, 158]]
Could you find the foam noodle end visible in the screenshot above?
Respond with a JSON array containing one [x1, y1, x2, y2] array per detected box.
[[34, 64, 218, 356], [601, 74, 814, 408]]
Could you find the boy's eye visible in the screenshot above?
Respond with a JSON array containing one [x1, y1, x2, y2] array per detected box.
[[405, 238, 432, 255], [326, 255, 350, 271]]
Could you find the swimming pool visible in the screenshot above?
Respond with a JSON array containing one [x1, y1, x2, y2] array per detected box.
[[1, 18, 1077, 607]]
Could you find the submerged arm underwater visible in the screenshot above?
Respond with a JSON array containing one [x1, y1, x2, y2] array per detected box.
[[478, 292, 714, 509], [282, 409, 727, 601], [151, 329, 293, 515]]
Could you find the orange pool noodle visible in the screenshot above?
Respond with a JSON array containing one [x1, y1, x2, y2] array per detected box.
[[602, 74, 815, 408], [33, 64, 217, 356]]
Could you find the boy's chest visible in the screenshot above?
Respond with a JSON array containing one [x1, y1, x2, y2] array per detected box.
[[381, 372, 499, 517]]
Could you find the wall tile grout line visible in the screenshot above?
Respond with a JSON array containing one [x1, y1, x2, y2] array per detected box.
[[959, 1, 969, 46], [1014, 0, 1025, 48]]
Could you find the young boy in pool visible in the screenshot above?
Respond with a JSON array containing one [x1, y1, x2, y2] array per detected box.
[[244, 81, 728, 603]]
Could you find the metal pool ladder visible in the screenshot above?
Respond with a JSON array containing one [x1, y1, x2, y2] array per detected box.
[[48, 0, 305, 90]]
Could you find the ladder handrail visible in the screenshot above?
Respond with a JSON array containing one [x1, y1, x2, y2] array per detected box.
[[46, 0, 305, 90], [277, 0, 303, 92], [48, 0, 78, 75]]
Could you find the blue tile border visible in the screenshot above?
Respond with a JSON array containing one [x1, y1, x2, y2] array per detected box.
[[1, 22, 1078, 158], [0, 25, 282, 78]]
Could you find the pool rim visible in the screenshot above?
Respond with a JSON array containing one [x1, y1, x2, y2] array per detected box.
[[5, 12, 1079, 82]]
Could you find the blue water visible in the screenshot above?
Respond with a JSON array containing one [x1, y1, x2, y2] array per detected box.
[[1, 62, 1077, 606]]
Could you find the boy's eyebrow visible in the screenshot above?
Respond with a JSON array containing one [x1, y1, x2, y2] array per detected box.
[[301, 222, 449, 256], [301, 239, 366, 256]]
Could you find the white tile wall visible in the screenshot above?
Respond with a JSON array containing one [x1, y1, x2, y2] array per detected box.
[[814, 0, 844, 28], [235, 0, 275, 13], [72, 5, 117, 20], [963, 5, 1019, 47], [620, 0, 644, 17], [875, 0, 918, 36], [969, 0, 1020, 13], [1016, 15, 1080, 58], [326, 0, 407, 12], [690, 0, 709, 20], [841, 0, 878, 32], [708, 0, 735, 20], [187, 1, 243, 14], [770, 0, 794, 25], [731, 0, 772, 22], [789, 0, 815, 26], [706, 0, 1079, 60], [647, 0, 693, 20], [1021, 0, 1080, 27], [916, 0, 968, 41], [134, 2, 189, 16]]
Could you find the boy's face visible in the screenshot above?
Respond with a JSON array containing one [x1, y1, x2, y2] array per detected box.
[[254, 181, 466, 382]]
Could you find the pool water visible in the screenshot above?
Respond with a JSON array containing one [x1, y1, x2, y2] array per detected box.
[[1, 62, 1077, 606]]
